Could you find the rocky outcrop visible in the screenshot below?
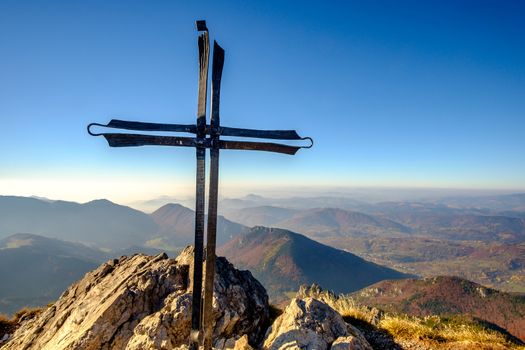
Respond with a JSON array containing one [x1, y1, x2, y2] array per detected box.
[[263, 297, 372, 350], [1, 245, 376, 350], [1, 247, 269, 350]]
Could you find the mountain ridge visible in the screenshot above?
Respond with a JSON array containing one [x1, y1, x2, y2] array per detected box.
[[218, 226, 410, 302], [150, 203, 247, 248], [0, 196, 158, 250]]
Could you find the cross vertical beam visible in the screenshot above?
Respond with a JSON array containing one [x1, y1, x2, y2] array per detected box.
[[189, 20, 209, 350], [202, 41, 225, 350]]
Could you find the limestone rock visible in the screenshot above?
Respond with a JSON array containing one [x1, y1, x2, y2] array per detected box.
[[1, 247, 269, 350], [231, 335, 254, 350], [330, 335, 372, 350], [215, 335, 253, 350], [262, 298, 371, 350]]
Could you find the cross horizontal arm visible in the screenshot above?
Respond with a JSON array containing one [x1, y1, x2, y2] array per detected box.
[[88, 119, 307, 140], [98, 132, 311, 155], [219, 140, 301, 155], [100, 133, 203, 148], [221, 126, 302, 140], [89, 120, 196, 134]]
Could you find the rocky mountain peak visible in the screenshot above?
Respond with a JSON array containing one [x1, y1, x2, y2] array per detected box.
[[1, 247, 269, 349], [1, 246, 377, 350]]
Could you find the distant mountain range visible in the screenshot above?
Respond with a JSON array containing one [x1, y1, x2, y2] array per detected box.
[[218, 226, 410, 301], [0, 196, 157, 250], [275, 208, 411, 239], [219, 194, 367, 212], [222, 202, 525, 243], [434, 193, 525, 212], [1, 193, 525, 314], [226, 206, 411, 238], [223, 205, 299, 227], [215, 192, 525, 217], [225, 206, 411, 238], [2, 192, 525, 345], [150, 203, 247, 248], [3, 194, 524, 251], [351, 276, 525, 342], [0, 196, 246, 251], [366, 202, 525, 242]]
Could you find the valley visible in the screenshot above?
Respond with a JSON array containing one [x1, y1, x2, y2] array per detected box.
[[217, 226, 409, 302], [1, 192, 525, 345]]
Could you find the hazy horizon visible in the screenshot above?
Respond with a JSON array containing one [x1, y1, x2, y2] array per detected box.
[[2, 186, 524, 212]]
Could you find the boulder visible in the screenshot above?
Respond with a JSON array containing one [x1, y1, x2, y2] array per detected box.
[[262, 298, 371, 350], [1, 247, 269, 350]]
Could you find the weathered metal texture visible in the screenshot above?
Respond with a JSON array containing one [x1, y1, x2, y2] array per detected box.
[[88, 119, 306, 141], [89, 120, 196, 134], [189, 22, 209, 350], [219, 139, 304, 155], [221, 126, 303, 140], [87, 19, 313, 349], [96, 132, 310, 155], [202, 41, 224, 350], [100, 133, 205, 148]]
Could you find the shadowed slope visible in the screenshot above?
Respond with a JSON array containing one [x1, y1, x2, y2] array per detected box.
[[218, 226, 409, 301], [0, 234, 103, 315]]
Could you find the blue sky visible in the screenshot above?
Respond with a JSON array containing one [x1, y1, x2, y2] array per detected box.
[[0, 1, 524, 202]]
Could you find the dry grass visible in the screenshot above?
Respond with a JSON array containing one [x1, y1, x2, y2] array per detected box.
[[12, 307, 43, 322], [0, 313, 16, 343], [297, 284, 381, 324], [297, 284, 383, 325], [379, 314, 509, 343], [0, 306, 44, 343], [297, 284, 523, 348]]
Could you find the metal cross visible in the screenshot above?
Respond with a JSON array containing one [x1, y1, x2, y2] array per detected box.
[[87, 20, 312, 350]]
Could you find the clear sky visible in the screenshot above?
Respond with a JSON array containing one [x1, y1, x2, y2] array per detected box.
[[0, 0, 524, 202]]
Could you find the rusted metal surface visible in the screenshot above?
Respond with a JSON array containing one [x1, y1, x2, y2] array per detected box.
[[219, 139, 306, 155], [87, 19, 312, 349], [221, 126, 304, 140], [95, 132, 311, 155], [88, 119, 307, 141], [99, 133, 206, 148], [202, 41, 224, 350], [189, 21, 210, 350], [88, 120, 196, 134]]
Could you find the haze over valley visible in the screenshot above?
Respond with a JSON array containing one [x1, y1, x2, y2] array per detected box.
[[1, 191, 524, 317]]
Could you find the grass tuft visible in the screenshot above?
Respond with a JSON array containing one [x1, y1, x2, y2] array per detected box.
[[13, 307, 43, 322], [379, 314, 517, 346], [0, 313, 16, 343], [297, 284, 382, 324], [0, 306, 45, 344]]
